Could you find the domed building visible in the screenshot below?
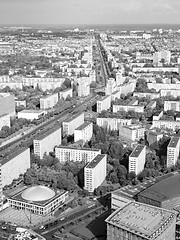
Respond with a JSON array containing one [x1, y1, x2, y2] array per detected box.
[[8, 185, 68, 215]]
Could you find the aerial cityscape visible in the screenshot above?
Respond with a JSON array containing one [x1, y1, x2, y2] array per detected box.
[[0, 0, 180, 240]]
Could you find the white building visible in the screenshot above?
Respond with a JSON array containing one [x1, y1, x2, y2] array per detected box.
[[111, 90, 121, 101], [133, 92, 160, 99], [74, 122, 93, 143], [77, 77, 90, 97], [17, 110, 46, 120], [0, 92, 15, 117], [167, 136, 180, 168], [84, 154, 107, 192], [116, 70, 125, 85], [40, 93, 59, 110], [97, 117, 132, 131], [1, 148, 30, 187], [129, 145, 146, 175], [15, 100, 26, 108], [33, 125, 61, 159], [59, 88, 73, 100], [164, 101, 180, 112], [0, 114, 10, 130], [119, 124, 145, 141], [160, 89, 180, 97], [62, 113, 84, 135], [55, 146, 101, 163], [113, 104, 144, 113], [152, 119, 180, 131], [97, 95, 111, 113], [105, 78, 117, 95]]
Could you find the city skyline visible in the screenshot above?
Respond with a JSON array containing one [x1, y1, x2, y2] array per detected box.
[[0, 0, 180, 25]]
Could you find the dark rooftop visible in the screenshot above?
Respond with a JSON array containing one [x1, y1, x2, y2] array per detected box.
[[75, 122, 92, 131], [34, 124, 61, 141], [85, 154, 106, 169], [168, 136, 180, 148], [138, 173, 180, 202], [60, 88, 72, 93], [98, 95, 111, 101], [129, 145, 145, 158]]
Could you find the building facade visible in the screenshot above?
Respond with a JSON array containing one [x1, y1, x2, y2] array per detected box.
[[167, 136, 180, 168], [119, 124, 145, 141], [0, 93, 15, 117], [40, 93, 59, 110], [113, 104, 144, 113], [33, 126, 61, 159], [59, 88, 73, 99], [17, 110, 46, 120], [129, 145, 146, 175], [84, 154, 107, 192], [62, 113, 84, 135], [0, 114, 10, 130], [74, 122, 93, 143], [97, 95, 111, 113], [164, 101, 180, 112], [97, 117, 132, 131]]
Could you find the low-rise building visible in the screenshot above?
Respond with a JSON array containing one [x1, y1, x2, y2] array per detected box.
[[97, 117, 132, 131], [111, 90, 121, 101], [17, 109, 46, 120], [105, 78, 117, 95], [152, 111, 163, 121], [59, 88, 73, 99], [147, 131, 163, 146], [167, 136, 180, 168], [33, 125, 61, 159], [15, 100, 26, 108], [129, 144, 146, 175], [146, 101, 156, 109], [74, 122, 93, 143], [113, 104, 144, 113], [133, 92, 160, 99], [106, 202, 177, 240], [119, 124, 145, 141], [0, 114, 10, 130], [152, 119, 180, 131], [160, 89, 180, 97], [84, 154, 107, 192], [40, 93, 59, 110], [62, 112, 84, 135], [164, 101, 180, 112], [77, 77, 90, 97], [97, 95, 111, 113], [55, 146, 101, 163]]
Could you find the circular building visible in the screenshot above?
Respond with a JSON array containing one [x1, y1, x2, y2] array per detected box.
[[8, 185, 68, 215]]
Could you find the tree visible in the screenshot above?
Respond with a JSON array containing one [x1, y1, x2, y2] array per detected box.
[[108, 141, 124, 159]]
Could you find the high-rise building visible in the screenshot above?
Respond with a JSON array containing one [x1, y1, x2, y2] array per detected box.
[[55, 146, 101, 163], [167, 136, 180, 168], [59, 88, 73, 100], [119, 124, 145, 142], [62, 113, 84, 136], [129, 145, 146, 175], [74, 122, 93, 144], [106, 202, 177, 240], [77, 77, 90, 97], [0, 165, 3, 211], [116, 69, 125, 85], [105, 78, 117, 95], [33, 125, 61, 159], [84, 154, 107, 192], [0, 93, 15, 117], [0, 114, 10, 130], [97, 117, 132, 131], [40, 93, 59, 110], [97, 95, 111, 113]]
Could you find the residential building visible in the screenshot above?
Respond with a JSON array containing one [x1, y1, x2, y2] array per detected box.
[[97, 95, 111, 113], [111, 90, 121, 101], [152, 111, 163, 121], [17, 110, 46, 120], [33, 125, 61, 159], [105, 78, 117, 95], [164, 101, 180, 111], [40, 93, 59, 110], [74, 122, 93, 143], [0, 114, 10, 130], [152, 119, 180, 131], [147, 131, 163, 146], [62, 112, 84, 135], [59, 88, 73, 100], [15, 100, 26, 108], [148, 83, 180, 92], [116, 69, 125, 85], [97, 117, 132, 131], [119, 124, 145, 141], [113, 104, 144, 113], [118, 81, 136, 96], [84, 154, 107, 192], [133, 67, 179, 73], [146, 101, 156, 109], [0, 148, 30, 187], [167, 136, 180, 168], [0, 93, 15, 117], [129, 144, 146, 175], [153, 50, 171, 65], [55, 146, 101, 163], [133, 92, 160, 99], [106, 202, 177, 240], [77, 77, 90, 97]]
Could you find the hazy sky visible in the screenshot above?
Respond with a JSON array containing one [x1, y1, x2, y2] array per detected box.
[[0, 0, 179, 25]]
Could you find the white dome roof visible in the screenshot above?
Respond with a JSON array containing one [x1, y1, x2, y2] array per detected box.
[[21, 186, 55, 202]]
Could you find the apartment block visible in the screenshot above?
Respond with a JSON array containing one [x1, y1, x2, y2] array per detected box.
[[105, 78, 117, 95], [160, 89, 180, 97], [164, 101, 180, 111], [113, 104, 144, 113], [111, 90, 121, 101], [152, 120, 180, 131], [146, 101, 156, 109], [0, 148, 30, 187], [18, 109, 46, 120], [33, 125, 61, 159], [15, 100, 27, 108], [77, 78, 90, 97], [84, 154, 107, 192], [106, 202, 177, 240], [55, 146, 101, 163], [119, 124, 145, 141], [133, 92, 160, 99], [0, 114, 10, 130], [118, 81, 136, 96], [152, 111, 163, 121], [0, 93, 15, 117], [129, 144, 146, 175], [147, 131, 163, 146], [59, 88, 73, 100], [97, 117, 132, 131], [62, 112, 84, 135], [40, 93, 59, 110], [167, 136, 180, 168], [97, 95, 111, 113], [74, 122, 93, 143]]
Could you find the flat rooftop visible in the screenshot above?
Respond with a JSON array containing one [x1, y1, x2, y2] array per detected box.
[[56, 146, 100, 152], [129, 144, 145, 158], [98, 95, 110, 101], [63, 112, 84, 123], [138, 173, 180, 202], [168, 136, 180, 148], [86, 154, 106, 169], [40, 93, 58, 100], [75, 122, 91, 131], [60, 88, 72, 93], [111, 90, 120, 95], [19, 109, 45, 114], [106, 202, 176, 239], [34, 124, 61, 141]]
